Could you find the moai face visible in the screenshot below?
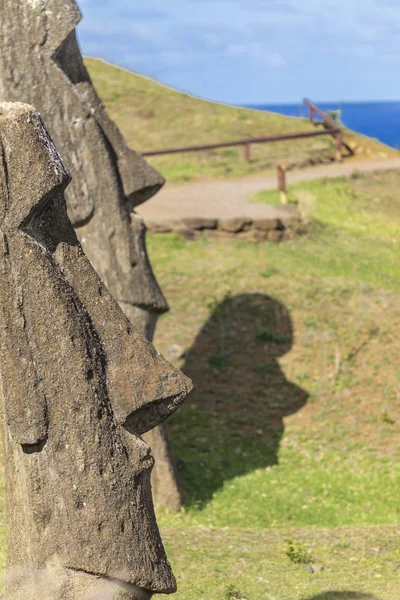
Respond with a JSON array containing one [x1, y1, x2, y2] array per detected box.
[[0, 0, 168, 340], [0, 103, 192, 600]]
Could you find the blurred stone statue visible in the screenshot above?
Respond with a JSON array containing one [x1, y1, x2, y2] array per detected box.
[[0, 0, 181, 509], [0, 102, 192, 599]]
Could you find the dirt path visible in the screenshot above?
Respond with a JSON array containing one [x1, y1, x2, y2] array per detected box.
[[137, 158, 400, 222]]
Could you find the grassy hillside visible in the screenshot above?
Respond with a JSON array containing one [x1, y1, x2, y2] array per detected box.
[[145, 168, 400, 598], [1, 171, 400, 597], [85, 58, 399, 182]]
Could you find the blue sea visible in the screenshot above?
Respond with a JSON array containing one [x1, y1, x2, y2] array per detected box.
[[246, 102, 400, 149]]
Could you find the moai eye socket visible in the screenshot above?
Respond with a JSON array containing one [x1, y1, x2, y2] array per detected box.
[[52, 30, 89, 85]]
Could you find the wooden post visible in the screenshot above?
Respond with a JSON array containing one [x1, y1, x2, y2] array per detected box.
[[335, 130, 343, 162], [277, 164, 287, 204], [308, 105, 314, 124], [243, 142, 251, 162]]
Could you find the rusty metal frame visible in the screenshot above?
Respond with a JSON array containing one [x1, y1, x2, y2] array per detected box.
[[303, 98, 354, 159], [141, 99, 351, 163], [142, 127, 341, 158]]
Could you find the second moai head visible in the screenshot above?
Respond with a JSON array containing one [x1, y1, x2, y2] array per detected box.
[[0, 0, 168, 340]]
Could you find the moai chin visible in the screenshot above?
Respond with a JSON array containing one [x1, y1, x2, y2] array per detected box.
[[0, 0, 182, 509], [0, 102, 192, 600]]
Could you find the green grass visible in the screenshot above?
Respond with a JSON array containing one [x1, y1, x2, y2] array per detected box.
[[163, 526, 400, 599], [141, 169, 400, 598], [253, 188, 299, 206], [85, 58, 399, 182], [252, 189, 287, 205]]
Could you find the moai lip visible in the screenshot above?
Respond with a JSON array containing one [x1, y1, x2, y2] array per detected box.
[[0, 103, 192, 600], [0, 0, 183, 510]]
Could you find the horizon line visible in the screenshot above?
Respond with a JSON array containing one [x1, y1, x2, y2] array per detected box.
[[243, 99, 400, 106], [85, 57, 400, 108]]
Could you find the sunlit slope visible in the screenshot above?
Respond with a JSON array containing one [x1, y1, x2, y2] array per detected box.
[[85, 57, 399, 182]]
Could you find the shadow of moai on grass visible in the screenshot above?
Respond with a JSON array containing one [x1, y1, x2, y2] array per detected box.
[[303, 593, 380, 600], [168, 293, 308, 507]]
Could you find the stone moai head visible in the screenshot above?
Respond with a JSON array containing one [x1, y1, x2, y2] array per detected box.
[[0, 0, 168, 341], [0, 103, 192, 599]]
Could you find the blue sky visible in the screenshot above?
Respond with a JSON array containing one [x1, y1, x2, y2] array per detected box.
[[77, 0, 400, 105]]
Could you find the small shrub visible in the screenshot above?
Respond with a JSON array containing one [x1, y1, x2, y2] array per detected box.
[[285, 539, 313, 564], [260, 268, 279, 279], [224, 584, 248, 600], [327, 109, 342, 123], [381, 411, 396, 425], [321, 109, 342, 129]]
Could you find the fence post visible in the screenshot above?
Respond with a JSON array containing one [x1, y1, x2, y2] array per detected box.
[[308, 104, 314, 124], [277, 164, 287, 204], [243, 142, 251, 162], [335, 130, 343, 162]]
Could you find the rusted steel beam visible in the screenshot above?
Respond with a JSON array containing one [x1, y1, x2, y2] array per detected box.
[[243, 142, 251, 162], [142, 127, 341, 157], [335, 130, 343, 162], [304, 98, 344, 159], [303, 98, 338, 130], [277, 164, 286, 192], [277, 164, 288, 204]]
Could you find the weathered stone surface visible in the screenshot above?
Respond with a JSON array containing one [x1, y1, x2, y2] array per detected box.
[[219, 217, 252, 233], [253, 218, 282, 231], [181, 217, 218, 230], [237, 230, 268, 243], [281, 229, 296, 242], [206, 230, 237, 241], [0, 103, 192, 600], [144, 428, 182, 512], [174, 226, 200, 241], [268, 230, 284, 243], [147, 222, 174, 233], [0, 0, 181, 510]]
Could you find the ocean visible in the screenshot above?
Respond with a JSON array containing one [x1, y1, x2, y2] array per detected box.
[[246, 102, 400, 149]]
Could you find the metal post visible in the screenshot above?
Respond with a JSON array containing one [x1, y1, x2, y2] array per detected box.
[[335, 130, 343, 162], [277, 164, 287, 204], [243, 142, 251, 162]]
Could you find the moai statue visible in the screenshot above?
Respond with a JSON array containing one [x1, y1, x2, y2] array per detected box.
[[0, 102, 192, 599], [0, 0, 181, 509]]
